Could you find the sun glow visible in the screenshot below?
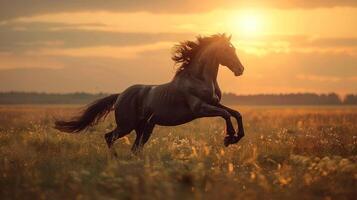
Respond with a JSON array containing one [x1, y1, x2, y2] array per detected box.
[[231, 11, 264, 36]]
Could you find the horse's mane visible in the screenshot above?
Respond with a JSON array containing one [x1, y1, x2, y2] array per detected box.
[[172, 33, 230, 75]]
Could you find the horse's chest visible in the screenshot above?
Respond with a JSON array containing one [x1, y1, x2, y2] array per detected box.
[[200, 82, 219, 104]]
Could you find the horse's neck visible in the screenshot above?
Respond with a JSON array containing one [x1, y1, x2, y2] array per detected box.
[[190, 50, 219, 83]]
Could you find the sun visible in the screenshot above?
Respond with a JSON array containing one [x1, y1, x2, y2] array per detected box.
[[231, 11, 263, 36], [241, 14, 260, 33]]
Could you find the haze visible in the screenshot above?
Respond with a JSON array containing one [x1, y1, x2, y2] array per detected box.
[[0, 1, 356, 95]]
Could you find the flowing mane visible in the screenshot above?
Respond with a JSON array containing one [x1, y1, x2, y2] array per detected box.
[[172, 33, 230, 74]]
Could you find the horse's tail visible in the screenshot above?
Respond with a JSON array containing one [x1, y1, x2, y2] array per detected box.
[[54, 93, 120, 133]]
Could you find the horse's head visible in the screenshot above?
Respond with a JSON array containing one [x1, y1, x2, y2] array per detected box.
[[215, 35, 244, 76], [172, 34, 244, 77]]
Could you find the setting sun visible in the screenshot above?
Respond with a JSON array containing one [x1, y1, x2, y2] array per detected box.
[[233, 11, 263, 35]]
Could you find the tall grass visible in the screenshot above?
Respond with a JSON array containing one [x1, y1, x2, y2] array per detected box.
[[0, 106, 356, 199]]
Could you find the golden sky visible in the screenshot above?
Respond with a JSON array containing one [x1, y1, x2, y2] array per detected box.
[[0, 1, 356, 94]]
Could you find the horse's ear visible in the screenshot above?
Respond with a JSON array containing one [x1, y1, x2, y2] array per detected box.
[[228, 34, 232, 41]]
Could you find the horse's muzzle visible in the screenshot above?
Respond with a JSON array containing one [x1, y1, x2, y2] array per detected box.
[[234, 68, 244, 76]]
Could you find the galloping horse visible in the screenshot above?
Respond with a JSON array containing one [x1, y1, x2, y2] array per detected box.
[[55, 34, 245, 153]]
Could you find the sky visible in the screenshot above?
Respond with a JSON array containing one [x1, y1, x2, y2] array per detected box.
[[0, 0, 356, 95]]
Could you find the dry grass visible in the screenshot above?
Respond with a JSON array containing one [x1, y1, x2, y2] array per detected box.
[[0, 105, 356, 199]]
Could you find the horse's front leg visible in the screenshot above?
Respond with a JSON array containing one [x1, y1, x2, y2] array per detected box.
[[186, 96, 236, 146], [217, 104, 244, 141], [198, 103, 236, 137]]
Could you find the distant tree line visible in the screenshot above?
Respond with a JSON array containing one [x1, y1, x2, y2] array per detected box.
[[221, 93, 357, 105], [343, 94, 357, 105], [0, 92, 356, 105]]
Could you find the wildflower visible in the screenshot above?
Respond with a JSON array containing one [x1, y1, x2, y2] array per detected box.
[[228, 163, 234, 173]]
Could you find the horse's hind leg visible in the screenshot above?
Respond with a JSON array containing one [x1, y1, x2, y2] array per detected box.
[[131, 122, 155, 154], [104, 127, 132, 149], [105, 97, 137, 149]]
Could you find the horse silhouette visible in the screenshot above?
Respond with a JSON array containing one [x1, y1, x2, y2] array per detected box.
[[55, 33, 245, 153]]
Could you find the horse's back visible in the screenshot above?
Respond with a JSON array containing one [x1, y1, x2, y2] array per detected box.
[[114, 82, 195, 127]]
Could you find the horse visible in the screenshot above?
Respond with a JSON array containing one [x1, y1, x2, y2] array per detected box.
[[54, 33, 245, 153]]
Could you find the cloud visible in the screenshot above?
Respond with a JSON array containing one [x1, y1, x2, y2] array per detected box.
[[0, 51, 175, 93], [1, 0, 357, 20], [0, 49, 356, 94], [0, 21, 194, 53], [292, 37, 357, 48], [235, 35, 357, 56], [2, 21, 357, 57], [218, 50, 357, 94], [0, 20, 356, 94], [296, 74, 341, 82], [27, 42, 173, 59], [241, 51, 357, 77]]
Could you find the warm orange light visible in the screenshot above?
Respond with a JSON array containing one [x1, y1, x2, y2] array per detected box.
[[241, 14, 260, 33], [230, 11, 263, 36]]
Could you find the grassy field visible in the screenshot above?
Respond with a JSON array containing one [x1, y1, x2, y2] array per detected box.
[[0, 105, 356, 199]]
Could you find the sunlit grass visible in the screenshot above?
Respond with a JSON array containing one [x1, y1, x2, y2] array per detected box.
[[0, 106, 356, 199]]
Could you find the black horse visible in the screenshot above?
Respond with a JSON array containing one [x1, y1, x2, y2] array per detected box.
[[55, 33, 245, 153]]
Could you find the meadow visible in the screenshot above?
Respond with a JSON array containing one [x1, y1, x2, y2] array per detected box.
[[0, 105, 356, 199]]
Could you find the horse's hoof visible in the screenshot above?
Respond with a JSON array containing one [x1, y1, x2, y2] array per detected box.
[[224, 135, 236, 147], [224, 139, 230, 147], [224, 135, 243, 147]]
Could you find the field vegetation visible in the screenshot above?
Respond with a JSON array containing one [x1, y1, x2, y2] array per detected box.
[[0, 105, 356, 199]]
